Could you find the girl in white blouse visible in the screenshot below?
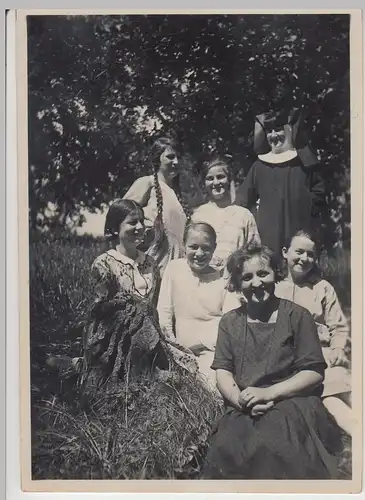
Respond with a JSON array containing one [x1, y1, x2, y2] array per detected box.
[[157, 222, 240, 390], [191, 158, 260, 270]]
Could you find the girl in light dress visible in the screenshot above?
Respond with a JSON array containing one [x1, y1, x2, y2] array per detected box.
[[157, 222, 240, 390], [275, 229, 353, 436], [123, 137, 188, 276], [191, 158, 260, 271]]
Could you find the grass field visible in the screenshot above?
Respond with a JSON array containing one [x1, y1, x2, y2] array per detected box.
[[29, 230, 352, 480]]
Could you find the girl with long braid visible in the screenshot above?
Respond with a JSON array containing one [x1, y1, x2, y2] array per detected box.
[[123, 137, 188, 276]]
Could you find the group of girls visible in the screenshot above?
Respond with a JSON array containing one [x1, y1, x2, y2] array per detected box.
[[81, 107, 352, 479]]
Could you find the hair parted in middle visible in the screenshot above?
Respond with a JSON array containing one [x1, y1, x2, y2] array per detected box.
[[202, 156, 236, 203], [183, 221, 217, 246]]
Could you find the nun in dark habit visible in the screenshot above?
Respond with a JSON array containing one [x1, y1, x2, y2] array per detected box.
[[235, 106, 326, 256]]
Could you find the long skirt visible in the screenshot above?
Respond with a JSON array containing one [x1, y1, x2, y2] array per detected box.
[[202, 396, 343, 479]]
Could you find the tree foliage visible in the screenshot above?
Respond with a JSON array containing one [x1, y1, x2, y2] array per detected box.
[[28, 14, 350, 246]]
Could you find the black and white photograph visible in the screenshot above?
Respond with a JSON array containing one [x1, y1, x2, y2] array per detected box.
[[16, 9, 362, 492]]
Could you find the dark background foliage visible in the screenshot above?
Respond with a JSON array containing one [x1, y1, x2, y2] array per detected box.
[[28, 14, 350, 248]]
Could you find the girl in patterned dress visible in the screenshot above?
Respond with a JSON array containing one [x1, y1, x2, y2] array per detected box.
[[92, 198, 159, 307], [48, 200, 198, 391]]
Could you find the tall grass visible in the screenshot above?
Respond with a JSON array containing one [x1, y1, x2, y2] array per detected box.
[[30, 230, 223, 479], [29, 229, 352, 480], [32, 372, 223, 480]]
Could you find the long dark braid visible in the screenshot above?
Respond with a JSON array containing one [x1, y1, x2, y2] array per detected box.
[[171, 173, 191, 221], [147, 138, 174, 260], [150, 137, 190, 222]]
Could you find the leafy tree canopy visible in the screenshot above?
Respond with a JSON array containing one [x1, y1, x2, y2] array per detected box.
[[28, 14, 350, 246]]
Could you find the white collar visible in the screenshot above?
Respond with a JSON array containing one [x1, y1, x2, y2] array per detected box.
[[258, 149, 298, 164], [107, 248, 146, 267]]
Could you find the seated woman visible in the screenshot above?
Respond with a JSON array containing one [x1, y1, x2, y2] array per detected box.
[[191, 157, 260, 270], [55, 199, 198, 395], [276, 229, 353, 436], [202, 245, 343, 479], [157, 222, 240, 390]]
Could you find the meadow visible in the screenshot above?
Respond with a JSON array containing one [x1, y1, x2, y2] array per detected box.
[[29, 230, 352, 480]]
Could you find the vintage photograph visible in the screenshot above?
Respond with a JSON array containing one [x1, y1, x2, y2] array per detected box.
[[19, 10, 362, 490]]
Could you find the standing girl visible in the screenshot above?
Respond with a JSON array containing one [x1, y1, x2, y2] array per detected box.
[[191, 158, 260, 270], [275, 230, 353, 436], [123, 137, 187, 276], [157, 222, 240, 389], [235, 106, 326, 256]]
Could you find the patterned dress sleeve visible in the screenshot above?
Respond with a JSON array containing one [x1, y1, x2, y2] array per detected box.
[[290, 305, 327, 376], [90, 255, 116, 304], [211, 314, 235, 373], [321, 281, 350, 350]]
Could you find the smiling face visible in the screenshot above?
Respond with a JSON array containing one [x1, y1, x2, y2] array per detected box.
[[266, 124, 294, 154], [184, 228, 216, 274], [204, 164, 230, 202], [118, 210, 145, 247], [283, 235, 317, 280], [159, 146, 179, 180], [239, 255, 276, 305]]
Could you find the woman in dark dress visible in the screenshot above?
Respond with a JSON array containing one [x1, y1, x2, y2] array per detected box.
[[202, 245, 343, 479], [235, 107, 326, 256]]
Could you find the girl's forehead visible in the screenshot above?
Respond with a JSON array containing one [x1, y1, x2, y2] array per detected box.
[[242, 255, 272, 272], [206, 164, 228, 176], [290, 235, 316, 251], [185, 229, 215, 244], [124, 210, 143, 221], [163, 146, 176, 155]]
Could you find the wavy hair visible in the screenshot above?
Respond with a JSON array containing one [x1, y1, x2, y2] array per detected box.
[[226, 244, 281, 292]]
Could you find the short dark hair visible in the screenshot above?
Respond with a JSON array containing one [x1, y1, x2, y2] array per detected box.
[[282, 229, 322, 280], [226, 244, 281, 292], [104, 199, 144, 239], [283, 229, 320, 253]]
